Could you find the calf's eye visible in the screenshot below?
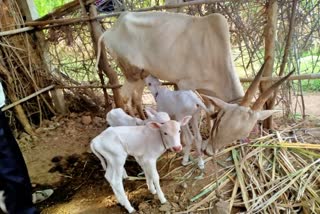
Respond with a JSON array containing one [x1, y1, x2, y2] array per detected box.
[[179, 130, 181, 133], [164, 132, 168, 135], [148, 83, 151, 86]]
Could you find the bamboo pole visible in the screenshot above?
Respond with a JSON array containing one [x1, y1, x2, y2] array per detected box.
[[268, 0, 300, 118], [240, 73, 320, 82], [0, 27, 34, 36], [0, 0, 226, 36], [57, 84, 122, 89], [261, 0, 278, 129], [1, 85, 55, 112]]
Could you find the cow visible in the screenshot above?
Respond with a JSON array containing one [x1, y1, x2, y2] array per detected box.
[[96, 11, 292, 154], [97, 11, 244, 118]]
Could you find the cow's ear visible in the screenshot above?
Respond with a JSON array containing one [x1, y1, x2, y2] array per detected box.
[[201, 95, 236, 110], [145, 107, 157, 118], [256, 110, 280, 121], [146, 122, 162, 130], [179, 116, 192, 126]]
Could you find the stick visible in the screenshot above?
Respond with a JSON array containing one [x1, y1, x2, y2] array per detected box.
[[240, 73, 320, 82], [1, 85, 55, 111], [0, 27, 34, 37], [56, 84, 122, 89], [1, 0, 226, 36]]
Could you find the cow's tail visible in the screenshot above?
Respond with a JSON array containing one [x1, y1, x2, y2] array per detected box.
[[90, 140, 107, 171], [95, 31, 108, 71]]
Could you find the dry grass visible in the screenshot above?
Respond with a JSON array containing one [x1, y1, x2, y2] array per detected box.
[[168, 127, 320, 214]]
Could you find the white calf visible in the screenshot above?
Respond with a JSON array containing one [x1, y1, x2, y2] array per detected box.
[[145, 75, 207, 169], [91, 116, 191, 213], [106, 107, 170, 126]]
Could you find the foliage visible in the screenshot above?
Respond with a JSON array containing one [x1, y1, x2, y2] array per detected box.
[[34, 0, 73, 17]]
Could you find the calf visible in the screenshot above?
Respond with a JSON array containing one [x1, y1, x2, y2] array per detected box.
[[145, 75, 208, 170], [91, 116, 191, 213], [106, 107, 170, 126]]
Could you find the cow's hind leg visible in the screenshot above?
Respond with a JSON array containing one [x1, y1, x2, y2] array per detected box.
[[132, 80, 146, 120]]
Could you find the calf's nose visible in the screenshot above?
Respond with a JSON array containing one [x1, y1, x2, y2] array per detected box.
[[172, 145, 182, 152]]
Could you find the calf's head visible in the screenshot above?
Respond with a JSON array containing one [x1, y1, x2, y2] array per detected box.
[[145, 107, 170, 124], [144, 75, 162, 95], [147, 116, 192, 152], [202, 60, 294, 155]]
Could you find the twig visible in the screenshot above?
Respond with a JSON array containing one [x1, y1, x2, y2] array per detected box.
[[1, 85, 55, 111]]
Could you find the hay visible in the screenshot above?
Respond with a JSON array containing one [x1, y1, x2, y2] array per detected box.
[[166, 127, 320, 213]]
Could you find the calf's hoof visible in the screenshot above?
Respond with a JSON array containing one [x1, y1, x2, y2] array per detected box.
[[198, 161, 205, 170], [160, 198, 167, 204], [128, 207, 136, 213], [150, 188, 157, 195], [181, 159, 190, 166]]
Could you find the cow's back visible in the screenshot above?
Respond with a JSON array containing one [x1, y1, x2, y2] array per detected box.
[[104, 11, 244, 101]]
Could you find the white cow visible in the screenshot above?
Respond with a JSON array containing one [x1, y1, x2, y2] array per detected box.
[[91, 116, 191, 213], [106, 107, 170, 126], [97, 11, 244, 118], [145, 75, 207, 169]]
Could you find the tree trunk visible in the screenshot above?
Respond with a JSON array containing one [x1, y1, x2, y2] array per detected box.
[[260, 0, 278, 129]]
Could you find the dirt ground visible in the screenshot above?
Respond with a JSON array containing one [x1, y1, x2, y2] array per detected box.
[[18, 93, 320, 214]]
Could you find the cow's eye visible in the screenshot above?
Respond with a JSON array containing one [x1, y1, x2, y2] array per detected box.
[[148, 83, 151, 86], [164, 132, 168, 135], [179, 130, 181, 133]]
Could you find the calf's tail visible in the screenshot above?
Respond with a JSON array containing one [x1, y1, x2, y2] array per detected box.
[[90, 141, 107, 171]]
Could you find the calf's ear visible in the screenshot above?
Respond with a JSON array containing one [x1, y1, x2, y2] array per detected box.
[[135, 118, 144, 125], [179, 116, 192, 126], [146, 121, 162, 130], [145, 107, 157, 118]]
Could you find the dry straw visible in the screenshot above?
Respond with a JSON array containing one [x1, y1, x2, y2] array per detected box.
[[168, 127, 320, 214]]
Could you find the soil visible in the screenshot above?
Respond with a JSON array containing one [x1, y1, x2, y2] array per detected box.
[[18, 93, 320, 214]]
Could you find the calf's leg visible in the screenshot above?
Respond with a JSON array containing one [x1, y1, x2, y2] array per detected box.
[[190, 111, 204, 169], [145, 160, 166, 204], [137, 157, 156, 194], [181, 125, 193, 166]]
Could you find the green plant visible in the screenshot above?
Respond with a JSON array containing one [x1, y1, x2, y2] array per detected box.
[[34, 0, 73, 17]]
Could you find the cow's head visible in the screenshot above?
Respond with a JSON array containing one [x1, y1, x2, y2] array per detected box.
[[202, 60, 294, 155]]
